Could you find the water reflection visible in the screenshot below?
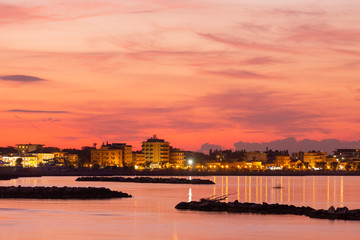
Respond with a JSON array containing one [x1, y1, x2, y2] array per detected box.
[[213, 176, 216, 198], [208, 176, 347, 208], [225, 176, 228, 202], [303, 177, 305, 203], [248, 176, 252, 202], [237, 176, 240, 201], [287, 177, 290, 203], [327, 176, 330, 208], [0, 176, 358, 240], [341, 176, 344, 207]]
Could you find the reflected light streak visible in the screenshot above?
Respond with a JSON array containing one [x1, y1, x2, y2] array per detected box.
[[271, 177, 274, 203], [221, 176, 224, 196], [256, 176, 258, 202], [237, 176, 240, 201], [188, 188, 192, 202], [260, 177, 262, 203], [341, 176, 344, 207], [312, 176, 315, 207], [334, 177, 336, 203], [226, 176, 228, 202], [265, 177, 268, 202], [213, 176, 216, 199], [245, 176, 247, 202], [303, 177, 305, 203], [280, 176, 283, 203], [288, 177, 290, 203], [249, 176, 252, 202], [327, 176, 330, 208], [173, 225, 178, 240]]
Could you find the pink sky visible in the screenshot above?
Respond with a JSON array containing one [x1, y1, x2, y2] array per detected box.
[[1, 0, 360, 151]]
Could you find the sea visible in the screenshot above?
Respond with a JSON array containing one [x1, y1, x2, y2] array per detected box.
[[0, 176, 359, 240]]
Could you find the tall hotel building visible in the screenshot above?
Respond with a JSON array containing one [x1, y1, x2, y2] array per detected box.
[[142, 135, 170, 167]]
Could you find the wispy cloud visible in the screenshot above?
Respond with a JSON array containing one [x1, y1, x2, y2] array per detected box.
[[197, 88, 331, 135], [0, 4, 46, 25], [0, 75, 45, 82], [205, 69, 273, 80], [197, 32, 293, 53], [241, 57, 283, 65], [7, 109, 70, 113], [287, 24, 360, 45], [272, 8, 326, 16]]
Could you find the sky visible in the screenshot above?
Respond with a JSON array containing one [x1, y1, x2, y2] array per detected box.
[[1, 0, 360, 151]]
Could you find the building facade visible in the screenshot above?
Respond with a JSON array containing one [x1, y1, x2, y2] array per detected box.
[[91, 142, 133, 167], [169, 148, 186, 168], [142, 135, 170, 168], [16, 144, 44, 155]]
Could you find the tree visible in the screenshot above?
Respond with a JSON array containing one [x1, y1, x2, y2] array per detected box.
[[330, 161, 339, 171], [303, 162, 309, 169], [345, 163, 353, 171], [296, 162, 304, 170], [354, 162, 360, 171], [15, 158, 23, 167], [315, 162, 326, 170]]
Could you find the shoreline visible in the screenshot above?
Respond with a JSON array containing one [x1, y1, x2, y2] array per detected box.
[[2, 168, 360, 180], [76, 176, 215, 184]]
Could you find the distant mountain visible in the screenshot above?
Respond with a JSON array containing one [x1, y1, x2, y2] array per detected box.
[[234, 137, 360, 154]]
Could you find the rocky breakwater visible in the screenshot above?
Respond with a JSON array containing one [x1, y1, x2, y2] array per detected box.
[[175, 200, 360, 221], [0, 175, 19, 180], [0, 186, 132, 199], [76, 176, 215, 185]]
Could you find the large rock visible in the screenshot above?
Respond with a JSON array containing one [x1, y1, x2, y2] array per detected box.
[[328, 206, 335, 214], [335, 207, 349, 214]]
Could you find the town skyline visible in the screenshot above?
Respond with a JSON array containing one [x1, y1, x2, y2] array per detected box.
[[3, 135, 360, 154]]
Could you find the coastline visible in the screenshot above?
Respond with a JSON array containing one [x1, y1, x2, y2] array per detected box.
[[1, 167, 360, 180]]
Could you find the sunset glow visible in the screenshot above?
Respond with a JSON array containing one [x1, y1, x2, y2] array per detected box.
[[1, 0, 359, 150]]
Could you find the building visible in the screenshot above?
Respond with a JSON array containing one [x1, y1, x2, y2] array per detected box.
[[1, 155, 39, 167], [275, 155, 291, 168], [91, 142, 133, 167], [169, 148, 186, 168], [333, 149, 360, 162], [265, 150, 289, 163], [53, 152, 79, 167], [132, 151, 146, 168], [243, 152, 267, 163], [32, 152, 55, 162], [142, 135, 170, 168], [66, 154, 79, 167], [16, 144, 44, 155], [303, 152, 327, 168]]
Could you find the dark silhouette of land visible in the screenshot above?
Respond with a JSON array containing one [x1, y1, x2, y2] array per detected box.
[[175, 199, 360, 221], [76, 176, 214, 184], [0, 186, 132, 199]]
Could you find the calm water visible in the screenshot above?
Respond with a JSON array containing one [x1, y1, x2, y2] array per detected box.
[[0, 176, 359, 240]]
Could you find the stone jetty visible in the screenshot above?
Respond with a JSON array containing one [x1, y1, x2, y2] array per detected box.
[[175, 199, 360, 221], [76, 176, 215, 185], [0, 175, 19, 180], [0, 186, 132, 199]]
